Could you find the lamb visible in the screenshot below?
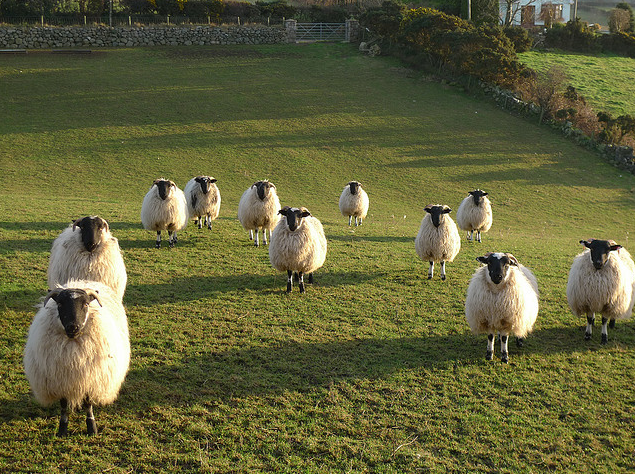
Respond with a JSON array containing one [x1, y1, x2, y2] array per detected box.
[[566, 239, 635, 344], [269, 206, 327, 293], [141, 178, 189, 248], [465, 252, 539, 363], [23, 280, 130, 436], [456, 189, 492, 243], [184, 176, 221, 231], [339, 181, 369, 226], [414, 204, 461, 280], [47, 216, 127, 301], [237, 180, 281, 247]]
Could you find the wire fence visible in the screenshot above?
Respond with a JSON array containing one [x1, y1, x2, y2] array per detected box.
[[0, 15, 286, 28]]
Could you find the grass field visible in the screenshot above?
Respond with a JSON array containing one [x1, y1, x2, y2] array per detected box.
[[1, 44, 635, 473], [519, 50, 635, 117]]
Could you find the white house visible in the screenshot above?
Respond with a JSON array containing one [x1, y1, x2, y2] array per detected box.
[[500, 0, 575, 27]]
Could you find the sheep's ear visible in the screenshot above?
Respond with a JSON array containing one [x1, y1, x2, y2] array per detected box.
[[301, 210, 311, 218], [152, 179, 161, 186], [210, 178, 217, 183], [424, 205, 433, 213], [278, 208, 288, 216], [85, 289, 102, 307], [476, 256, 489, 265], [609, 243, 623, 252], [72, 218, 82, 231], [580, 239, 592, 248], [43, 289, 62, 307], [443, 207, 452, 214], [506, 254, 519, 266]]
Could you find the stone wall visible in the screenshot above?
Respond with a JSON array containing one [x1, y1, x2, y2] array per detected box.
[[0, 25, 287, 49]]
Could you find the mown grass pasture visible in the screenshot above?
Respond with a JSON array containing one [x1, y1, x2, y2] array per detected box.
[[519, 50, 635, 117], [1, 44, 635, 473]]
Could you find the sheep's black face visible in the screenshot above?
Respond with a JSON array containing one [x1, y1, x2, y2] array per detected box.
[[255, 181, 273, 201], [348, 181, 360, 195], [469, 190, 488, 206], [581, 239, 622, 270], [196, 176, 217, 195], [46, 289, 97, 339], [424, 205, 451, 228], [279, 207, 311, 232], [73, 216, 107, 253], [155, 180, 173, 200], [477, 253, 518, 285]]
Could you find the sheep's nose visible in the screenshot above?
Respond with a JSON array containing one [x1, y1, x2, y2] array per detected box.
[[490, 274, 503, 284], [65, 325, 81, 338], [593, 262, 603, 270]]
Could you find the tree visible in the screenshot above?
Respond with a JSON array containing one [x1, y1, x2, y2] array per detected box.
[[500, 0, 536, 27], [471, 0, 499, 25], [518, 66, 568, 124], [609, 7, 631, 33], [616, 2, 635, 33]]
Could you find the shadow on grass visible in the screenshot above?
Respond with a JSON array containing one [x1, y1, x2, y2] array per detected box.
[[0, 239, 52, 254], [326, 234, 413, 244]]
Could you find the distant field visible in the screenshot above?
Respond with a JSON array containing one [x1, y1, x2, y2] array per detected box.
[[519, 50, 635, 116], [1, 44, 635, 473]]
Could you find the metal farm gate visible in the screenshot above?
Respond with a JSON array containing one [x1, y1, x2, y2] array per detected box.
[[296, 22, 347, 42]]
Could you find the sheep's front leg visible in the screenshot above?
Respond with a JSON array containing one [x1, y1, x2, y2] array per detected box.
[[57, 398, 69, 437], [440, 261, 446, 281], [155, 231, 161, 249], [84, 400, 97, 436], [476, 230, 482, 243], [249, 230, 254, 241], [254, 230, 260, 247], [500, 333, 509, 363], [348, 215, 352, 226], [467, 230, 473, 241], [197, 216, 202, 229], [428, 261, 434, 280], [286, 270, 293, 293], [298, 271, 305, 293], [206, 215, 212, 230], [168, 231, 176, 248], [585, 313, 595, 340], [486, 334, 494, 360], [601, 316, 609, 345]]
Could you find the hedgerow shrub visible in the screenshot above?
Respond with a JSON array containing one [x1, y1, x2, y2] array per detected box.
[[544, 19, 601, 53], [503, 26, 533, 53]]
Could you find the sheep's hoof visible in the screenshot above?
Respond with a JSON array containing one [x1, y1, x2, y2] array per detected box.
[[427, 275, 433, 280], [86, 420, 97, 436], [601, 334, 608, 345], [609, 319, 616, 329], [155, 242, 161, 249], [197, 223, 202, 229], [286, 283, 292, 293], [441, 275, 446, 281], [485, 350, 493, 361], [584, 332, 592, 341], [501, 352, 509, 364], [299, 283, 306, 293], [56, 425, 68, 437], [254, 242, 259, 247], [169, 241, 175, 249], [516, 337, 524, 348]]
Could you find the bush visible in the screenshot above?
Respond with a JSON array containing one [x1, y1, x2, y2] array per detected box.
[[222, 1, 260, 20], [183, 0, 225, 18], [503, 26, 533, 53], [255, 0, 296, 19], [544, 19, 601, 53], [0, 0, 58, 16], [359, 1, 405, 43], [600, 31, 635, 58]]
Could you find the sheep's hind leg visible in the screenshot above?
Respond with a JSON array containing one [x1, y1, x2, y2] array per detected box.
[[168, 231, 176, 248], [298, 271, 305, 293], [476, 231, 482, 243], [254, 230, 260, 247], [516, 337, 524, 348], [467, 231, 473, 241], [585, 313, 595, 340], [57, 398, 69, 437], [348, 216, 352, 226], [428, 261, 434, 280], [206, 215, 212, 230], [440, 261, 446, 281], [486, 334, 494, 361], [308, 273, 314, 284], [500, 333, 509, 363], [286, 270, 293, 293], [601, 317, 609, 344], [84, 399, 97, 436], [197, 217, 202, 229], [155, 231, 161, 249], [262, 228, 268, 245], [249, 230, 254, 241]]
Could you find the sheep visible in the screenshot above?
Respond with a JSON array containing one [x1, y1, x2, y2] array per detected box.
[[47, 216, 127, 301], [414, 204, 461, 280], [566, 239, 635, 344], [237, 180, 281, 247], [269, 206, 327, 293], [184, 176, 221, 231], [465, 252, 539, 363], [339, 181, 369, 226], [456, 189, 492, 243], [141, 178, 188, 248], [23, 280, 130, 436]]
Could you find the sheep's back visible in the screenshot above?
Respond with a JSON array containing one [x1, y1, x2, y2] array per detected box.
[[456, 196, 493, 232], [237, 187, 281, 231], [339, 188, 369, 219], [567, 249, 635, 320], [141, 189, 188, 232], [415, 216, 461, 262], [23, 281, 130, 409], [465, 266, 538, 337]]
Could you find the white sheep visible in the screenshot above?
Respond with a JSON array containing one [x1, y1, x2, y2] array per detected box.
[[456, 189, 492, 243], [237, 180, 281, 247], [141, 178, 189, 248], [269, 206, 327, 293], [566, 239, 635, 344], [184, 176, 221, 231], [23, 280, 130, 436], [465, 252, 539, 363], [414, 204, 461, 280], [47, 216, 127, 301], [339, 181, 369, 226]]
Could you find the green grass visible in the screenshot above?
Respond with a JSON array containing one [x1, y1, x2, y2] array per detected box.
[[1, 44, 635, 473], [519, 50, 635, 117]]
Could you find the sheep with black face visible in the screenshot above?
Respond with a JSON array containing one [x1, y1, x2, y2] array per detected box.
[[269, 206, 327, 293], [237, 180, 281, 247], [48, 216, 127, 301], [339, 181, 369, 226], [141, 178, 188, 248], [456, 189, 492, 243], [465, 252, 539, 363], [184, 176, 221, 231], [567, 239, 635, 344], [23, 280, 130, 436], [414, 204, 461, 280]]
